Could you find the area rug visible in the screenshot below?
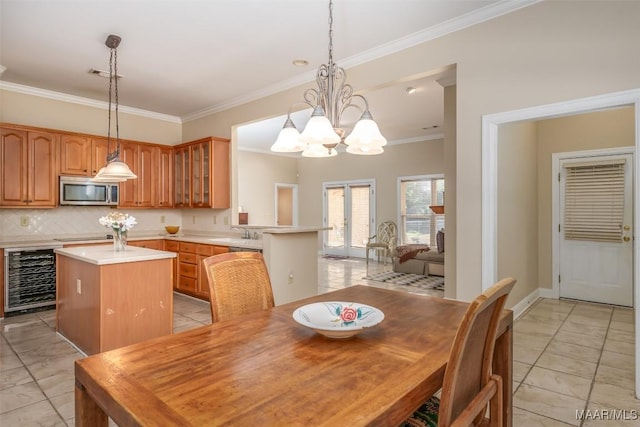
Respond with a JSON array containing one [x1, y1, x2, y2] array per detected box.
[[364, 271, 444, 291], [322, 255, 350, 260]]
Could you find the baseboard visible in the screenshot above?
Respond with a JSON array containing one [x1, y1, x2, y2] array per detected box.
[[512, 288, 540, 320]]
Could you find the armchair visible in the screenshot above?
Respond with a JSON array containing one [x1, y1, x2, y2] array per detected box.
[[365, 221, 398, 268]]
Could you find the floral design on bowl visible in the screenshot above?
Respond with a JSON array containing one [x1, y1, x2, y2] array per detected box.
[[293, 301, 384, 339]]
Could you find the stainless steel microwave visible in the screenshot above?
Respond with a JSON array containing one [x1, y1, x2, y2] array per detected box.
[[59, 176, 119, 206]]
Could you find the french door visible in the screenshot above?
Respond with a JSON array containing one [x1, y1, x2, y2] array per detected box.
[[323, 180, 375, 258], [559, 153, 634, 306]]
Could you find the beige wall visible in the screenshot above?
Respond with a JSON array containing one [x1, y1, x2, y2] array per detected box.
[[498, 121, 539, 307], [536, 107, 635, 290], [0, 90, 181, 145], [296, 139, 444, 228], [443, 84, 456, 299], [237, 150, 298, 226]]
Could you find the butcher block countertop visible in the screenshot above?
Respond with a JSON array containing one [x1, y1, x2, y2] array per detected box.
[[54, 245, 176, 265]]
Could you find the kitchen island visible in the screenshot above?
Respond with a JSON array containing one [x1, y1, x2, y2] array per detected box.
[[55, 245, 176, 355]]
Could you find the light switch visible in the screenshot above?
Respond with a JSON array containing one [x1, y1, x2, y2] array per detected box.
[[76, 279, 82, 294]]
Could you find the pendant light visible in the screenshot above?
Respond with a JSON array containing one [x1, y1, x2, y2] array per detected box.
[[92, 34, 137, 182], [271, 0, 386, 157]]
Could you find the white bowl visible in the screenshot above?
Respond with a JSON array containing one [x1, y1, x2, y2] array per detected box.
[[292, 301, 384, 339]]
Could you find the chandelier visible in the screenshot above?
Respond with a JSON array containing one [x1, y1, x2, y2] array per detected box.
[[271, 0, 387, 158], [92, 34, 137, 182]]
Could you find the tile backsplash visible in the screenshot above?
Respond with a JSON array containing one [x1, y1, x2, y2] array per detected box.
[[0, 207, 183, 240]]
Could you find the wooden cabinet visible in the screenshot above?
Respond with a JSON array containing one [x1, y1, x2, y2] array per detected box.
[[173, 145, 190, 208], [0, 248, 4, 318], [156, 146, 173, 207], [59, 136, 110, 177], [174, 137, 230, 208], [1, 127, 57, 207], [90, 138, 110, 176], [119, 142, 155, 208], [164, 240, 180, 290], [59, 134, 90, 175], [197, 244, 228, 297], [128, 239, 163, 250], [174, 241, 228, 300], [178, 242, 198, 294]]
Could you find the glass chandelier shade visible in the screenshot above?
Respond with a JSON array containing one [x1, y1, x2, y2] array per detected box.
[[299, 106, 340, 146], [343, 110, 387, 150], [270, 115, 304, 152], [92, 34, 137, 182], [302, 143, 338, 158]]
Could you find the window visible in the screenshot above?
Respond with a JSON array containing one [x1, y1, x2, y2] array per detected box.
[[398, 176, 444, 246]]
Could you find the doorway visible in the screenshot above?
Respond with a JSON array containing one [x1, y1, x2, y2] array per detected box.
[[275, 183, 298, 226], [557, 151, 634, 307], [323, 180, 375, 258], [482, 88, 640, 397]]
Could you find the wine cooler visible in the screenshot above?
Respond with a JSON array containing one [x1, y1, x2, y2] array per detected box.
[[4, 246, 59, 313]]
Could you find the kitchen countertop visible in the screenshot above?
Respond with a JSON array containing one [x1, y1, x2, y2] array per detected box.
[[0, 227, 329, 250], [55, 245, 176, 266]]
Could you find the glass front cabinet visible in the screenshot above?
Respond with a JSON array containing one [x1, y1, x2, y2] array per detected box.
[[173, 137, 230, 209]]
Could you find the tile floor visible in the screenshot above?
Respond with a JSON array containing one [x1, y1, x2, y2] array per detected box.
[[0, 256, 637, 426]]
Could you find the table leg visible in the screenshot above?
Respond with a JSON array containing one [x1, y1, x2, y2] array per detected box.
[[493, 324, 513, 427], [75, 381, 108, 427]]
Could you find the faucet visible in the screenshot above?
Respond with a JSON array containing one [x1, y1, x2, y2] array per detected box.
[[232, 227, 251, 239]]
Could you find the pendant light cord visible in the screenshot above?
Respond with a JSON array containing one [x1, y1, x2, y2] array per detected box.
[[106, 45, 120, 161]]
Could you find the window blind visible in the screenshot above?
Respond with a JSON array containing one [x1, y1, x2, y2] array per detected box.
[[563, 159, 625, 243]]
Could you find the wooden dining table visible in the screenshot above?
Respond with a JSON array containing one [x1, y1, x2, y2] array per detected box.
[[75, 285, 513, 426]]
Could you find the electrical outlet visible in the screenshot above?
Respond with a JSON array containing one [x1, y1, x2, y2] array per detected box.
[[20, 216, 29, 227], [223, 216, 228, 225], [192, 216, 196, 224], [160, 215, 166, 224], [76, 279, 82, 295]]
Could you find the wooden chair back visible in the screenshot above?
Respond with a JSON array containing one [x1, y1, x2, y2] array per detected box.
[[438, 277, 516, 427], [202, 252, 275, 323]]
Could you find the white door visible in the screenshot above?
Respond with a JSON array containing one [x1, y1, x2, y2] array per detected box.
[[559, 154, 633, 307], [323, 181, 374, 258]]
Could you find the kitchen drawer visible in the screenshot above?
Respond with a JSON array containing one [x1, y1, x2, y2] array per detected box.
[[196, 244, 215, 256], [165, 241, 180, 252], [178, 276, 197, 293], [179, 242, 197, 253], [179, 262, 197, 278], [180, 252, 197, 264]]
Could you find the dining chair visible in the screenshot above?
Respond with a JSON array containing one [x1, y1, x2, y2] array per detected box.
[[404, 277, 516, 427], [202, 251, 275, 322], [365, 220, 398, 268]]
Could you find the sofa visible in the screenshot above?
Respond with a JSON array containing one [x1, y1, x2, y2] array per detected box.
[[393, 230, 444, 276]]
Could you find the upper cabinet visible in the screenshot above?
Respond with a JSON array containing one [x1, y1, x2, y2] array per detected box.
[[0, 123, 235, 211], [1, 126, 57, 207], [59, 135, 110, 177], [119, 141, 155, 208], [174, 137, 230, 209], [156, 146, 173, 208], [59, 134, 90, 175]]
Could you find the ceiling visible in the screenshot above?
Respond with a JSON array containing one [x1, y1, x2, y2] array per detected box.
[[0, 0, 532, 153]]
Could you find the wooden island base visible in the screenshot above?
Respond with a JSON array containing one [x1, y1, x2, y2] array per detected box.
[[56, 246, 175, 355]]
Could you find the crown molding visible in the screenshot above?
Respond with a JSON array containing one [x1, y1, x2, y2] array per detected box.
[[0, 81, 182, 124], [183, 0, 540, 122]]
